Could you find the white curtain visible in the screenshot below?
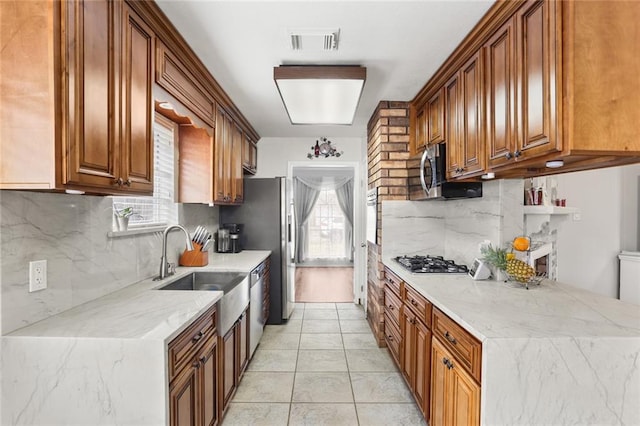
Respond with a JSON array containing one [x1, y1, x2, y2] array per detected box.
[[335, 180, 354, 261], [294, 178, 320, 263]]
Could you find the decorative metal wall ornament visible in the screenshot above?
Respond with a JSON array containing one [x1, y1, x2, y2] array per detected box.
[[307, 137, 343, 159]]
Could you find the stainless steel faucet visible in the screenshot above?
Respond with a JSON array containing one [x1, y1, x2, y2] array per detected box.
[[156, 225, 194, 280]]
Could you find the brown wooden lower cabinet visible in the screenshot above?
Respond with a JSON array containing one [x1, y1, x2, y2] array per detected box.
[[219, 306, 250, 418], [430, 336, 480, 426], [401, 305, 431, 418], [168, 305, 219, 426]]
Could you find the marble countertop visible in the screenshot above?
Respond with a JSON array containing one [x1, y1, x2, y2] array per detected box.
[[7, 250, 272, 341], [383, 257, 640, 342]]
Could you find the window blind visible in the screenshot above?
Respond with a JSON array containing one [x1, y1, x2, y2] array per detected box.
[[112, 118, 178, 228]]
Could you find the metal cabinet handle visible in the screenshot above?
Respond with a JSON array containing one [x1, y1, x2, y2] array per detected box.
[[123, 179, 131, 186], [388, 304, 394, 310], [505, 152, 513, 160], [444, 331, 457, 344], [514, 150, 521, 158], [199, 356, 207, 364], [192, 360, 200, 369], [387, 335, 394, 341], [192, 331, 204, 342], [113, 177, 123, 186], [442, 357, 453, 369], [411, 299, 418, 307]]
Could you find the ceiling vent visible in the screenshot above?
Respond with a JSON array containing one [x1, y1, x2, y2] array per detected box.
[[289, 28, 340, 51]]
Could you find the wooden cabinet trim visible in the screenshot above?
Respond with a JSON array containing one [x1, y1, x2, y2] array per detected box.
[[403, 285, 432, 328], [155, 40, 215, 127], [383, 267, 402, 297]]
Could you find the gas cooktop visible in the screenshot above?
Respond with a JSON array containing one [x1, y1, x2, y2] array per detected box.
[[394, 255, 469, 274]]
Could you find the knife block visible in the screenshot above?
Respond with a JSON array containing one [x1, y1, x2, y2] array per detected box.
[[179, 243, 209, 267]]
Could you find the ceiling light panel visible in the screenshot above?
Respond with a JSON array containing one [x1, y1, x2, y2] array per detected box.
[[274, 66, 366, 125]]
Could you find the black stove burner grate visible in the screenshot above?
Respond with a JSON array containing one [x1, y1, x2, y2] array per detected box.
[[394, 255, 469, 274]]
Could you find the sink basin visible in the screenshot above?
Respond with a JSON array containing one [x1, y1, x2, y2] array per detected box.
[[157, 271, 249, 336], [158, 271, 245, 293]]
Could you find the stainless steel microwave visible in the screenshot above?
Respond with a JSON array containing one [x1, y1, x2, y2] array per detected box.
[[408, 143, 483, 200]]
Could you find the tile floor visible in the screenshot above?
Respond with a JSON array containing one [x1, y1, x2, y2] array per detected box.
[[222, 302, 426, 426]]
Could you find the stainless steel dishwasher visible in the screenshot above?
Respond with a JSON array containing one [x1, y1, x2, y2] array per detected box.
[[249, 262, 266, 358]]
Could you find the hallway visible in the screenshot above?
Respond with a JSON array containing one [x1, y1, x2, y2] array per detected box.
[[222, 303, 425, 425], [295, 268, 354, 303]]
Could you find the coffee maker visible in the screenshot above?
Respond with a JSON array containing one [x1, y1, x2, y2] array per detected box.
[[219, 223, 242, 253]]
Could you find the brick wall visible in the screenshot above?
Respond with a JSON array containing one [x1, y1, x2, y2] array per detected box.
[[366, 101, 410, 346]]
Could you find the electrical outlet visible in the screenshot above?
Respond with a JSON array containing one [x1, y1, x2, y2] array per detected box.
[[29, 260, 47, 292], [572, 213, 582, 221]]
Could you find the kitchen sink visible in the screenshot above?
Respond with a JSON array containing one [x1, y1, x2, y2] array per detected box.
[[157, 271, 250, 336], [157, 271, 246, 293]]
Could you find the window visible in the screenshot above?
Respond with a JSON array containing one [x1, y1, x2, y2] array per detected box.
[[112, 114, 178, 229], [306, 189, 346, 258]]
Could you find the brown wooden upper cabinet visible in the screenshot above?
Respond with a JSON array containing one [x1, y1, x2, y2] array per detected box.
[[486, 0, 561, 170], [410, 89, 443, 154], [411, 0, 640, 179], [1, 0, 154, 195], [242, 135, 258, 175], [446, 51, 486, 179], [213, 106, 243, 205]]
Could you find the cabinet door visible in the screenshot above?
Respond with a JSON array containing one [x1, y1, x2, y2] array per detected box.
[[427, 89, 445, 145], [231, 124, 244, 204], [515, 0, 560, 158], [237, 309, 249, 377], [220, 325, 237, 411], [121, 4, 153, 194], [449, 361, 480, 426], [485, 18, 517, 169], [169, 363, 198, 426], [62, 0, 120, 190], [414, 320, 431, 417], [199, 340, 219, 426], [415, 106, 427, 152], [401, 308, 416, 385], [213, 107, 227, 203], [459, 51, 485, 176], [445, 74, 461, 179], [223, 113, 233, 201], [430, 337, 449, 426]]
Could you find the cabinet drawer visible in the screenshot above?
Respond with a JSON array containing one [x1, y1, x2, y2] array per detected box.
[[168, 305, 217, 381], [403, 285, 432, 327], [432, 307, 482, 382], [384, 285, 402, 327], [384, 313, 401, 365], [384, 267, 403, 296]]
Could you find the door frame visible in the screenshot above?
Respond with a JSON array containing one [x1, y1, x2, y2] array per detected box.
[[287, 161, 365, 306]]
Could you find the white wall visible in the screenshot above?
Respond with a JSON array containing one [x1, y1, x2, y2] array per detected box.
[[555, 164, 640, 298], [253, 137, 366, 178]]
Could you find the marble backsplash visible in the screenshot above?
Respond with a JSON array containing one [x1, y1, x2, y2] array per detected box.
[[0, 190, 219, 334], [382, 179, 524, 267]]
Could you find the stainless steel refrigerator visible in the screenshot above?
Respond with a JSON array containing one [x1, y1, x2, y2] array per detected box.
[[219, 177, 295, 324]]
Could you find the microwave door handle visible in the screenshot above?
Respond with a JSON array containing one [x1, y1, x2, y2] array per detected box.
[[419, 149, 432, 195]]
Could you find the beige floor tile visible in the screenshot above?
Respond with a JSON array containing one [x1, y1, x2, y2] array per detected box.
[[335, 302, 363, 310], [339, 319, 372, 333], [303, 309, 339, 320], [342, 333, 379, 350], [304, 302, 337, 310], [299, 333, 343, 350], [292, 372, 353, 403], [222, 403, 290, 425], [258, 332, 300, 350], [346, 349, 397, 372], [232, 372, 295, 402], [350, 372, 414, 403], [289, 403, 358, 426], [289, 309, 304, 320], [337, 309, 366, 320], [247, 349, 298, 372], [356, 403, 426, 426], [264, 319, 302, 334], [301, 319, 340, 333], [297, 349, 348, 372]]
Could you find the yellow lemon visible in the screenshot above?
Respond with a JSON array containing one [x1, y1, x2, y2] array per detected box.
[[506, 253, 516, 260]]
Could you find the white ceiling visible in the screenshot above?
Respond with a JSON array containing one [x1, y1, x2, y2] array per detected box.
[[155, 1, 495, 139]]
